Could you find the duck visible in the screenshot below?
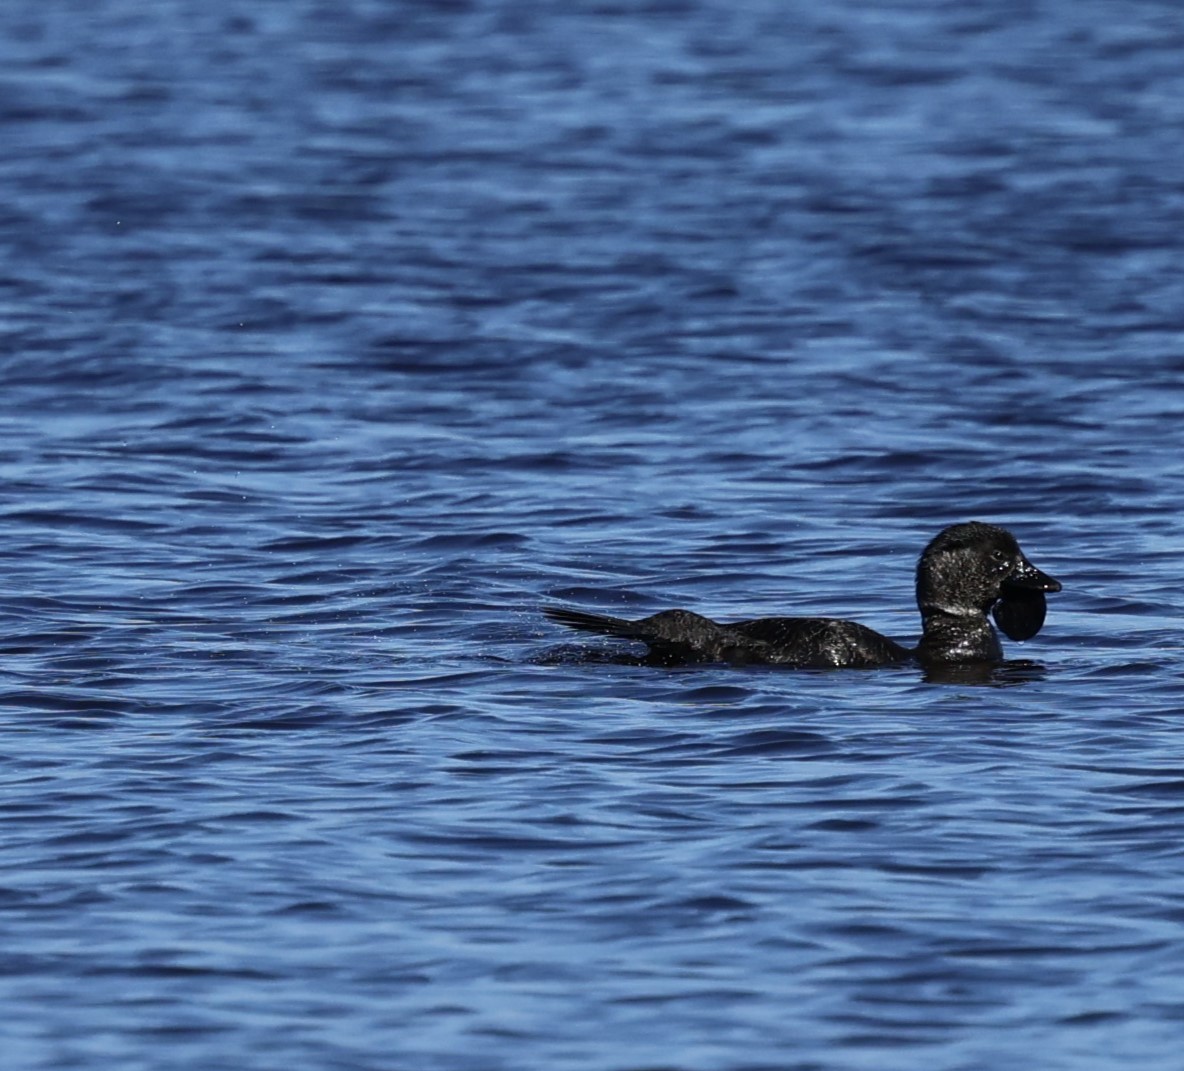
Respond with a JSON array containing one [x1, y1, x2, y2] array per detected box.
[[543, 521, 1061, 668]]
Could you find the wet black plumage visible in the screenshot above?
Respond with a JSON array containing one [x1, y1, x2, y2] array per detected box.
[[544, 522, 1061, 668]]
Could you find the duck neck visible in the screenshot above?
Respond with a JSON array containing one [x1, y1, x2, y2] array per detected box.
[[917, 607, 1002, 664]]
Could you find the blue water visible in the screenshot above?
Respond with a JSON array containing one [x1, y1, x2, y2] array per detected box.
[[3, 1, 1184, 1068]]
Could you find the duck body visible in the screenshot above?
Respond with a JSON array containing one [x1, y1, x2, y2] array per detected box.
[[544, 522, 1061, 669], [544, 608, 910, 668]]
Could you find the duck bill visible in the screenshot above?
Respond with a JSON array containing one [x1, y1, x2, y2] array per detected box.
[[993, 555, 1061, 642], [1002, 556, 1061, 595]]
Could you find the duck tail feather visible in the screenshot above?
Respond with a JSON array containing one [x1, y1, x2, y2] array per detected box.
[[543, 607, 641, 639]]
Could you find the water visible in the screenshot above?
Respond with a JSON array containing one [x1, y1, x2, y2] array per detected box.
[[2, 1, 1184, 1068]]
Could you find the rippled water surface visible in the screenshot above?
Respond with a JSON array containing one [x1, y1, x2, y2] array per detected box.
[[3, 1, 1184, 1068]]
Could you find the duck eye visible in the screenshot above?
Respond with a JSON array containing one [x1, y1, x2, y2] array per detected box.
[[990, 549, 1011, 569]]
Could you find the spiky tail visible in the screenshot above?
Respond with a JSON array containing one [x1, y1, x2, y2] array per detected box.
[[542, 606, 648, 640]]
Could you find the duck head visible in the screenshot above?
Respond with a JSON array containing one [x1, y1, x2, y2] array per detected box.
[[916, 522, 1062, 641]]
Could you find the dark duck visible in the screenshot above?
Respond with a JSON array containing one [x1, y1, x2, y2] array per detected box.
[[544, 522, 1061, 669]]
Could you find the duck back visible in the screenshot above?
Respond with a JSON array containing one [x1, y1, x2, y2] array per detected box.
[[729, 617, 912, 668]]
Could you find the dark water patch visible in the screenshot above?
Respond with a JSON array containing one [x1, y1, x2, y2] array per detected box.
[[262, 534, 379, 554], [1102, 779, 1184, 800], [716, 729, 835, 757], [806, 817, 880, 833], [404, 532, 531, 551], [209, 712, 342, 733], [0, 508, 162, 533]]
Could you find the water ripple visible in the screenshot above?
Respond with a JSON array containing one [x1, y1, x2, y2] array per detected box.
[[3, 1, 1184, 1069]]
